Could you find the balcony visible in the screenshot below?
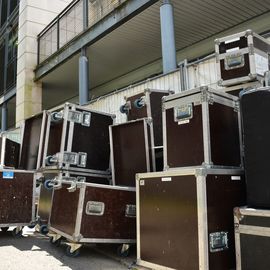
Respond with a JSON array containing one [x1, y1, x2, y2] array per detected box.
[[37, 0, 129, 64]]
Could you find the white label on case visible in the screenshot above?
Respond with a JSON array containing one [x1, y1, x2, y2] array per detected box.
[[231, 176, 241, 181], [226, 47, 240, 53], [162, 177, 172, 182], [255, 53, 268, 76], [225, 37, 240, 44], [140, 180, 145, 186]]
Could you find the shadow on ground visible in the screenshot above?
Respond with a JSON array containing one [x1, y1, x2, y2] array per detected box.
[[0, 228, 137, 270]]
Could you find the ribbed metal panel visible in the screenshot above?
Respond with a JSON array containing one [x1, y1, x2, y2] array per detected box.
[[87, 69, 181, 123], [187, 57, 219, 89]]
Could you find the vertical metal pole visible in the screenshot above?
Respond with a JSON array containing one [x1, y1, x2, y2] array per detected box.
[[3, 31, 9, 94], [79, 49, 89, 106], [83, 0, 89, 30], [79, 0, 90, 106], [160, 0, 177, 74], [1, 102, 7, 131]]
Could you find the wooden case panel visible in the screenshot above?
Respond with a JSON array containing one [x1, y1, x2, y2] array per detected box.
[[80, 187, 136, 239], [126, 93, 148, 121], [209, 102, 241, 167], [49, 184, 80, 236], [166, 105, 204, 167], [206, 174, 246, 270], [71, 111, 113, 172], [139, 175, 199, 270], [0, 172, 34, 224], [4, 138, 20, 168], [112, 120, 150, 187], [20, 113, 44, 170]]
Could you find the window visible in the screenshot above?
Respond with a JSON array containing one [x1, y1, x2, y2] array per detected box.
[[9, 0, 19, 16], [1, 0, 8, 27]]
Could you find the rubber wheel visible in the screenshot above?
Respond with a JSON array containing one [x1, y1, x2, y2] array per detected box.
[[119, 104, 128, 114], [12, 228, 23, 238], [49, 237, 62, 247], [66, 246, 80, 258], [1, 227, 9, 233], [44, 180, 53, 190], [27, 224, 36, 229], [45, 156, 56, 166], [117, 245, 129, 257], [134, 98, 144, 109], [40, 224, 49, 235]]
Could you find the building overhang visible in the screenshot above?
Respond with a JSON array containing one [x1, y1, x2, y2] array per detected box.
[[36, 0, 270, 109]]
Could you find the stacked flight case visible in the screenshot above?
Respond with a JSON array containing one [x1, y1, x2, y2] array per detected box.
[[136, 86, 246, 270], [32, 103, 137, 257], [215, 29, 270, 98], [110, 89, 172, 187]]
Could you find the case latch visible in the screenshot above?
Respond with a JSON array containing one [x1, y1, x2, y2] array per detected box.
[[86, 201, 105, 216], [125, 205, 136, 218], [47, 152, 87, 167], [225, 53, 245, 70], [174, 104, 193, 124], [209, 231, 229, 253], [68, 110, 91, 127]]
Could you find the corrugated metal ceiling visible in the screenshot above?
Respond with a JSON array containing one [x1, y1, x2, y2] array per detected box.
[[42, 0, 270, 108]]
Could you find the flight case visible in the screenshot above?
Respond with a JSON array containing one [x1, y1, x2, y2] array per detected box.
[[215, 30, 270, 87], [162, 86, 242, 169], [48, 178, 136, 257], [42, 103, 115, 175], [136, 167, 246, 270], [36, 170, 111, 234], [109, 118, 155, 187], [0, 170, 36, 236], [234, 207, 270, 270]]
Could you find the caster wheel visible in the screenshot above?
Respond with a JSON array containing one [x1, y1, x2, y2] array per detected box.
[[117, 245, 129, 257], [1, 227, 9, 233], [28, 224, 36, 229], [44, 180, 53, 190], [66, 246, 80, 258], [45, 156, 56, 166], [40, 224, 49, 235], [119, 104, 128, 114], [49, 237, 62, 247], [134, 98, 144, 109], [12, 228, 23, 238]]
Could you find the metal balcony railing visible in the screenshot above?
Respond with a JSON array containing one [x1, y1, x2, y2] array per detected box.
[[37, 0, 127, 64]]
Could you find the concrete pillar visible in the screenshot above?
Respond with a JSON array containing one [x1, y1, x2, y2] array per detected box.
[[160, 0, 177, 74], [79, 48, 89, 106], [16, 0, 73, 126], [1, 103, 7, 132]]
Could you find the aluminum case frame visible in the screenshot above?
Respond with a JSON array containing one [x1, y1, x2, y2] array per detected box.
[[41, 103, 115, 175], [48, 180, 136, 244], [215, 30, 270, 87], [136, 167, 244, 270], [109, 118, 156, 186], [0, 169, 36, 228], [234, 207, 270, 270], [162, 86, 243, 170]]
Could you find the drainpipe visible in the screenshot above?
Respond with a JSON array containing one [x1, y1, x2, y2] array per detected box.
[[1, 102, 7, 132], [79, 0, 89, 106], [160, 0, 177, 74]]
